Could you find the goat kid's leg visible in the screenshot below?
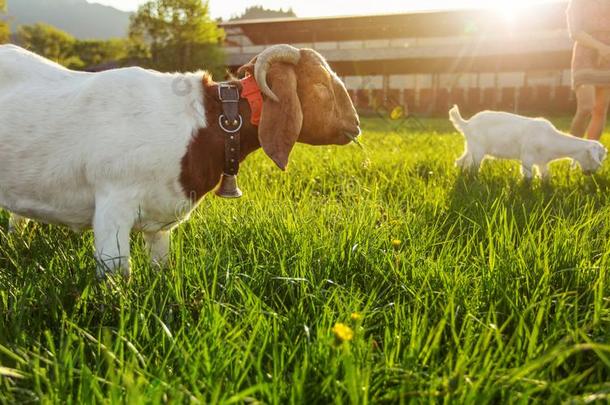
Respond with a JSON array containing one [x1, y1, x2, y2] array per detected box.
[[8, 214, 29, 234], [455, 152, 472, 170], [93, 197, 136, 279], [539, 164, 551, 181], [457, 145, 483, 174], [143, 230, 170, 268], [470, 149, 485, 174], [521, 160, 535, 181]]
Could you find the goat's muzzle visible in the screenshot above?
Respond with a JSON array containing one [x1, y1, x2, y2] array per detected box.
[[344, 127, 362, 147]]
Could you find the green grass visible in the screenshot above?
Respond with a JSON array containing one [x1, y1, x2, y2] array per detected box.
[[1, 117, 610, 403]]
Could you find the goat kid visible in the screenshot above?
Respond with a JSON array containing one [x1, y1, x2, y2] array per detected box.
[[449, 105, 607, 179], [0, 44, 361, 278]]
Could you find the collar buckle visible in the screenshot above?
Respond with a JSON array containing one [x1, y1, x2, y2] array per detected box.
[[218, 83, 240, 103]]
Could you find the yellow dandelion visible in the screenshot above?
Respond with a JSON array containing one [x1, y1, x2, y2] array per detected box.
[[390, 106, 404, 121], [392, 239, 402, 249], [351, 312, 363, 321], [332, 323, 354, 342]]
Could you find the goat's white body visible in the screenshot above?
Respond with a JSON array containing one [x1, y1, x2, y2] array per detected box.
[[0, 45, 207, 275], [449, 105, 607, 178]]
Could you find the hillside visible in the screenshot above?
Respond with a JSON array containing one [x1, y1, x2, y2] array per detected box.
[[6, 0, 131, 39]]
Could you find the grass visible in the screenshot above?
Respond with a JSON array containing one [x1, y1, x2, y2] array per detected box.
[[1, 116, 610, 403]]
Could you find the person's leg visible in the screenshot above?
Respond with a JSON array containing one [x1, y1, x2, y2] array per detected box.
[[571, 85, 595, 138], [586, 86, 610, 141]]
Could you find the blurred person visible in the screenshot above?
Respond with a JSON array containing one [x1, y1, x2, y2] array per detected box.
[[568, 0, 610, 140]]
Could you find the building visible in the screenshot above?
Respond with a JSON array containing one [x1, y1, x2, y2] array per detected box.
[[221, 2, 575, 116]]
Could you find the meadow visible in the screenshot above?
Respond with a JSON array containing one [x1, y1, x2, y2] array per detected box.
[[1, 116, 610, 403]]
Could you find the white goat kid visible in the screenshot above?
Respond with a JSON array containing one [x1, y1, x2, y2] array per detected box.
[[449, 105, 607, 179]]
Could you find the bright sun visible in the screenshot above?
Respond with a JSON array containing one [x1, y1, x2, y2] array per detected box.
[[491, 2, 527, 24]]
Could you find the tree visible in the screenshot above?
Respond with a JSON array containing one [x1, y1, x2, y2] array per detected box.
[[16, 22, 147, 71], [129, 0, 225, 74], [230, 5, 296, 21], [18, 23, 83, 68], [74, 39, 129, 67], [74, 38, 151, 70], [0, 0, 9, 44]]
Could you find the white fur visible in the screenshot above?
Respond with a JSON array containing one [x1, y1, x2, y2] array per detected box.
[[449, 105, 607, 179], [0, 45, 208, 277]]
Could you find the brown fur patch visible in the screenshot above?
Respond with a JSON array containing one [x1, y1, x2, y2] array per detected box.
[[179, 76, 261, 202]]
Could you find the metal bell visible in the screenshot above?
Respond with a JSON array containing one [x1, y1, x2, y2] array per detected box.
[[215, 174, 243, 198]]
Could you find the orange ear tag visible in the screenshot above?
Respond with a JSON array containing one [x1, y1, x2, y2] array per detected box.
[[240, 75, 263, 126]]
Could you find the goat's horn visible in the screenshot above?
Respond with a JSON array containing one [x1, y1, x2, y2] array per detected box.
[[254, 45, 301, 102]]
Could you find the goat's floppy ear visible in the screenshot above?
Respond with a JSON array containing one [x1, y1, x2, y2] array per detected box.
[[258, 63, 303, 170]]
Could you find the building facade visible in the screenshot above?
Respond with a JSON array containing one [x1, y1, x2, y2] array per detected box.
[[221, 2, 574, 116]]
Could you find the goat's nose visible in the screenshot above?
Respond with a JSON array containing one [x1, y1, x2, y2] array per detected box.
[[354, 117, 361, 127]]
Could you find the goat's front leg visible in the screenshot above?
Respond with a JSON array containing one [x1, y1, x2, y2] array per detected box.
[[143, 230, 170, 267], [93, 195, 136, 279], [539, 164, 551, 181], [521, 160, 535, 181], [8, 214, 29, 234]]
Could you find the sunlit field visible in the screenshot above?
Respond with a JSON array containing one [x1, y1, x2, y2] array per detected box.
[[1, 117, 610, 403]]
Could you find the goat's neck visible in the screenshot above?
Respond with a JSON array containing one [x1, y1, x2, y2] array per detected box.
[[179, 79, 261, 202], [547, 132, 592, 159]]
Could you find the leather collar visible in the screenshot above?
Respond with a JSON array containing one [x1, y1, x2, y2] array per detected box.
[[214, 77, 263, 199]]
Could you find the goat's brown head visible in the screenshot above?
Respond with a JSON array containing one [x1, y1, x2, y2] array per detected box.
[[238, 45, 361, 170]]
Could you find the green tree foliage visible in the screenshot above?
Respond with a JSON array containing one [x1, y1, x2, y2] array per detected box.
[[73, 39, 124, 67], [129, 0, 225, 74], [17, 22, 149, 70], [74, 38, 150, 69], [231, 5, 296, 21], [0, 0, 9, 44], [18, 23, 82, 67]]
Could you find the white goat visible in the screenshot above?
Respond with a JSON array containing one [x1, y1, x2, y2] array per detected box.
[[449, 105, 607, 179], [0, 44, 360, 278]]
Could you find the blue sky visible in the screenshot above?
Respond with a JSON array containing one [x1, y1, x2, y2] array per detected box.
[[91, 0, 563, 20]]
